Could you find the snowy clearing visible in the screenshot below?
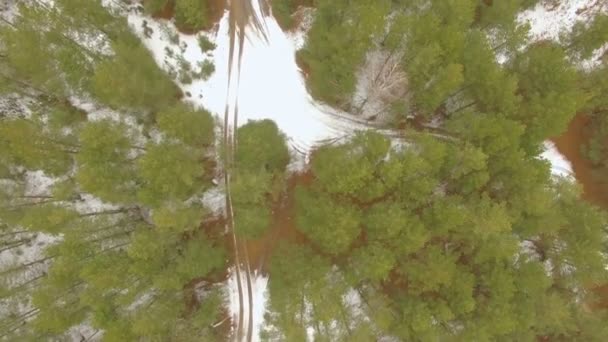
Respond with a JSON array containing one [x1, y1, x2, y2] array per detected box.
[[127, 2, 378, 154], [518, 0, 608, 41]]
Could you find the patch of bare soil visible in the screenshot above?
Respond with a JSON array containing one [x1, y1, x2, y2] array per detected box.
[[244, 171, 312, 274], [552, 113, 608, 209]]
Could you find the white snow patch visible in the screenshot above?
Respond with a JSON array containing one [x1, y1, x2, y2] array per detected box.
[[286, 147, 309, 173], [24, 170, 58, 197], [517, 0, 608, 69], [226, 267, 269, 342], [343, 288, 364, 317], [518, 0, 608, 41], [70, 97, 122, 122], [201, 186, 227, 215], [0, 94, 36, 119], [72, 194, 120, 215], [67, 323, 100, 342], [580, 42, 608, 70], [0, 232, 60, 284], [251, 273, 269, 342], [540, 141, 573, 178], [0, 0, 19, 21], [289, 7, 315, 50]]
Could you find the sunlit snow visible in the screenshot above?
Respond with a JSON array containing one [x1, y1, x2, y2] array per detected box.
[[128, 3, 376, 153], [541, 141, 574, 178]]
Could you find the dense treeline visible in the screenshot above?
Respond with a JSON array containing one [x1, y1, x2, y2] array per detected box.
[[299, 0, 589, 154], [266, 130, 608, 340], [0, 1, 228, 340], [265, 0, 608, 340]]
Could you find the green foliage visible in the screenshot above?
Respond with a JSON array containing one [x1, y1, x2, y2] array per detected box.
[[461, 30, 520, 116], [152, 203, 204, 233], [0, 24, 66, 95], [93, 41, 177, 111], [296, 187, 362, 254], [2, 0, 608, 341], [198, 35, 216, 53], [157, 103, 215, 147], [0, 118, 74, 176], [311, 131, 390, 197], [175, 0, 209, 32], [349, 243, 396, 282], [477, 0, 537, 29], [195, 59, 216, 80], [299, 0, 390, 106], [137, 142, 206, 207], [143, 0, 170, 14], [236, 119, 290, 173], [289, 128, 608, 340], [564, 14, 608, 60], [402, 0, 475, 115], [175, 236, 226, 282], [232, 120, 290, 239], [271, 0, 310, 30], [0, 3, 228, 341], [76, 120, 138, 203], [511, 43, 581, 151], [581, 64, 608, 191]]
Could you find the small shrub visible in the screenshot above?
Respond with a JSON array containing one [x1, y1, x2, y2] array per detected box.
[[174, 0, 208, 32], [198, 35, 216, 53], [194, 60, 215, 80]]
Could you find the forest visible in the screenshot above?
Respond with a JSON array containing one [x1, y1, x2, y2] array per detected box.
[[1, 0, 608, 341]]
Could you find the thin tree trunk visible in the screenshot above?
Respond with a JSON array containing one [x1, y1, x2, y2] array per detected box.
[[0, 255, 55, 276], [79, 208, 132, 218], [450, 100, 477, 115], [0, 230, 29, 238], [0, 272, 46, 299], [86, 228, 134, 245], [0, 239, 31, 253]]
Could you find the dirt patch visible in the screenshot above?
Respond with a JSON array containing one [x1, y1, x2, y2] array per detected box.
[[151, 0, 175, 20], [551, 113, 608, 209], [243, 171, 312, 273]]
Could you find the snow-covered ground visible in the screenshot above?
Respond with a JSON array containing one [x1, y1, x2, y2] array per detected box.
[[518, 0, 608, 41], [518, 0, 608, 69], [540, 141, 574, 177], [127, 2, 376, 153], [226, 267, 268, 342]]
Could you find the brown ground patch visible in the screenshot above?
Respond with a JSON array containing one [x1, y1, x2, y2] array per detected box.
[[151, 0, 175, 20], [151, 0, 226, 33], [551, 113, 608, 208], [206, 0, 227, 29], [243, 170, 313, 274]]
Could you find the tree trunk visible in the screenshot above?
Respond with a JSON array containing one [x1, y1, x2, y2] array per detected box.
[[0, 255, 55, 276], [450, 100, 477, 115]]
